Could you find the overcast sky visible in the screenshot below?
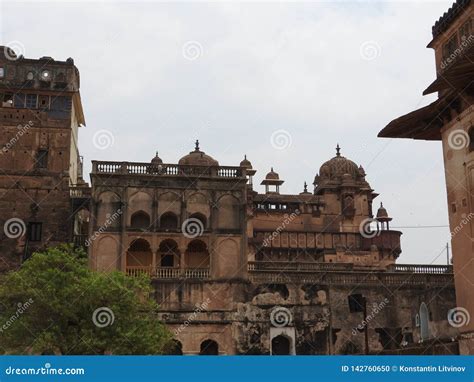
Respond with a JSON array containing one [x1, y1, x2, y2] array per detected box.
[[1, 0, 455, 264]]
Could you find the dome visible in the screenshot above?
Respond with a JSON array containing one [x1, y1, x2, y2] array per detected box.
[[376, 202, 389, 219], [240, 155, 252, 169], [178, 140, 219, 167], [318, 144, 361, 180], [151, 151, 163, 165], [265, 167, 279, 180]]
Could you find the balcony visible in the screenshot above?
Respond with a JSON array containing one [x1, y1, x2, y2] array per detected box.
[[91, 161, 245, 179], [247, 262, 454, 287], [126, 266, 210, 279]]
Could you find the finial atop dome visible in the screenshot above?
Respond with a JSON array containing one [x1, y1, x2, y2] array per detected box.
[[195, 139, 200, 151], [304, 181, 308, 192], [336, 143, 341, 157]]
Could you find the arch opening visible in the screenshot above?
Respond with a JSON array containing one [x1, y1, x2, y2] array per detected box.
[[159, 239, 180, 267], [185, 239, 210, 269], [130, 211, 151, 230], [271, 335, 291, 355], [200, 339, 218, 355]]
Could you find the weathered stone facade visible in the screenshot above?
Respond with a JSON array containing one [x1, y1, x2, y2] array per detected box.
[[0, 43, 460, 355], [0, 47, 87, 272]]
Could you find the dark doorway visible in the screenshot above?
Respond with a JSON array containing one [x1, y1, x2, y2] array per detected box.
[[272, 335, 291, 355], [200, 339, 218, 355]]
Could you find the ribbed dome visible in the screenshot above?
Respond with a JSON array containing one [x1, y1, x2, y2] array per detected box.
[[265, 167, 279, 180], [376, 202, 389, 219], [319, 145, 361, 180], [178, 140, 219, 167], [240, 155, 252, 169], [151, 151, 163, 165]]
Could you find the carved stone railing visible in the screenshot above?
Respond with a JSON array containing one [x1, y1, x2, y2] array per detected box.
[[70, 186, 91, 199], [387, 264, 453, 274], [126, 266, 210, 279], [248, 261, 354, 272], [248, 270, 454, 287], [92, 161, 244, 179]]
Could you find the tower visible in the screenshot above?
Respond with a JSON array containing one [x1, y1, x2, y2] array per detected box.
[[0, 46, 86, 271]]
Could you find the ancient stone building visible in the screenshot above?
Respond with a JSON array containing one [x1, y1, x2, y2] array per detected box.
[[0, 47, 460, 355], [0, 47, 88, 272], [88, 142, 458, 355], [379, 0, 473, 354]]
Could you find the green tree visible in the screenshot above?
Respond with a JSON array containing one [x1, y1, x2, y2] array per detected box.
[[0, 245, 173, 354]]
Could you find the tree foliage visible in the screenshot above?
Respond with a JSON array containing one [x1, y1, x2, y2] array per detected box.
[[0, 245, 172, 355]]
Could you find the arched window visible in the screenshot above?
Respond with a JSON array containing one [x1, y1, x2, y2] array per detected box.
[[126, 239, 152, 271], [130, 211, 150, 230], [189, 213, 207, 230], [200, 339, 218, 355], [159, 239, 179, 267], [160, 212, 178, 230], [271, 335, 291, 355], [419, 302, 430, 341], [185, 240, 210, 268]]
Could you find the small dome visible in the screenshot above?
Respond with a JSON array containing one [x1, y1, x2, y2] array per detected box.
[[376, 202, 389, 219], [318, 144, 361, 180], [151, 151, 163, 165], [265, 167, 279, 180], [240, 155, 252, 169], [178, 140, 219, 167]]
